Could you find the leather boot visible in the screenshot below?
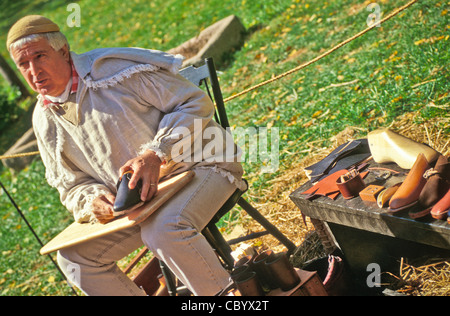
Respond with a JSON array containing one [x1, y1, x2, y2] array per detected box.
[[233, 269, 265, 296], [265, 252, 300, 291], [419, 155, 450, 209], [389, 153, 430, 212], [251, 250, 278, 291]]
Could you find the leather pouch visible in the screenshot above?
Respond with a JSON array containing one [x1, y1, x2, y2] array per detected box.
[[359, 185, 385, 202], [336, 170, 366, 199]]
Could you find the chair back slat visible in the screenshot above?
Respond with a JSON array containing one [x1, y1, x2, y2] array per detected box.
[[179, 63, 210, 87], [179, 58, 230, 129]]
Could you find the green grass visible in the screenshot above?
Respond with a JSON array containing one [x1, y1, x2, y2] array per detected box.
[[0, 160, 74, 295], [0, 0, 448, 295]]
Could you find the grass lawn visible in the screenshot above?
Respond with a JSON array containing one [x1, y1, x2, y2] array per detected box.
[[0, 0, 448, 295]]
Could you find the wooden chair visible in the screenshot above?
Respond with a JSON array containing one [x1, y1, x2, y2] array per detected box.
[[127, 58, 296, 295]]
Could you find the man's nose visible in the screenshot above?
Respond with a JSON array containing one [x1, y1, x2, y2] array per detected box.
[[29, 61, 41, 77]]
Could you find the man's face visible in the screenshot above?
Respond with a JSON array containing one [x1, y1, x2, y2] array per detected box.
[[11, 38, 71, 97]]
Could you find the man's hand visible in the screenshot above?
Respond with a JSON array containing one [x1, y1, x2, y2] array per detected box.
[[92, 193, 115, 224], [119, 150, 162, 202]]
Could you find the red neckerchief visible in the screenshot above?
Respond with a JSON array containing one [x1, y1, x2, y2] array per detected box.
[[41, 60, 79, 110]]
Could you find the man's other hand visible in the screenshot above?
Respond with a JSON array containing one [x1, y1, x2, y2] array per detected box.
[[92, 193, 115, 224], [119, 150, 162, 202]]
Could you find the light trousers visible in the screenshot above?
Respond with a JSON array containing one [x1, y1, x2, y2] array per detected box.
[[57, 168, 238, 296]]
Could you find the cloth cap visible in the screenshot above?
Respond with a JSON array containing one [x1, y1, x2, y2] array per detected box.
[[7, 15, 60, 51]]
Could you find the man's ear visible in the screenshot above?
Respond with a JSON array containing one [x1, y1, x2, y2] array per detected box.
[[59, 44, 70, 62]]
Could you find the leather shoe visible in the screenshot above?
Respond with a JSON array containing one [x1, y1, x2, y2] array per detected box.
[[113, 171, 143, 215], [419, 155, 450, 209], [430, 189, 450, 220], [389, 153, 430, 212]]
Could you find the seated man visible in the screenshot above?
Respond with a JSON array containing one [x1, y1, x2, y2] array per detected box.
[[7, 15, 245, 296]]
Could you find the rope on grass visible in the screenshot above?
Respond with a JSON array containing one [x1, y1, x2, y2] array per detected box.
[[223, 0, 418, 103], [0, 151, 40, 161], [0, 0, 418, 161]]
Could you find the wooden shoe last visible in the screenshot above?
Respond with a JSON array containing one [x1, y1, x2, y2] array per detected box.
[[368, 128, 439, 169]]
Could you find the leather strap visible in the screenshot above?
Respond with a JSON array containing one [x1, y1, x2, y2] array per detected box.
[[423, 159, 450, 183]]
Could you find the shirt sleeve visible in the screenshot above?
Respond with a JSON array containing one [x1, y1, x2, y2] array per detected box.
[[133, 69, 216, 163]]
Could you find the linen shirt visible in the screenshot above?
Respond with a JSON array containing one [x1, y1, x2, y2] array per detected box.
[[32, 47, 244, 223]]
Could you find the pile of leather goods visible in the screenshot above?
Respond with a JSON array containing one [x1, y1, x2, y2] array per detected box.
[[368, 129, 449, 221], [300, 128, 450, 222], [301, 138, 372, 200], [217, 249, 331, 296], [218, 249, 301, 296], [304, 138, 372, 184]]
